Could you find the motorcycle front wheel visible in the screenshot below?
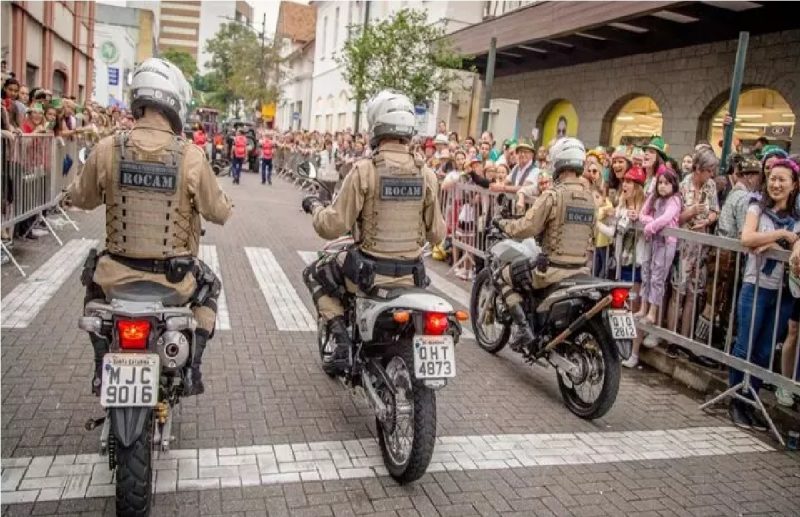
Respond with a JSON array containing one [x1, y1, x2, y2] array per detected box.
[[376, 342, 436, 484], [556, 317, 620, 420], [470, 268, 510, 353], [114, 410, 155, 517]]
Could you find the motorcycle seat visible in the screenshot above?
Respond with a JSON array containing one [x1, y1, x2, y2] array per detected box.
[[106, 281, 186, 306], [532, 274, 597, 300], [360, 286, 430, 300]]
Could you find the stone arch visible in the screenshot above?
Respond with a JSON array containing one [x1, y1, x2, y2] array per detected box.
[[534, 97, 580, 146], [695, 82, 799, 147], [599, 93, 664, 147], [597, 76, 670, 147]]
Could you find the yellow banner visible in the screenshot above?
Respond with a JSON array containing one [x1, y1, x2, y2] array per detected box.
[[261, 103, 276, 120]]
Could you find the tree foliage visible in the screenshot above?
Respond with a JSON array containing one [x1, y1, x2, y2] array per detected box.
[[161, 48, 197, 80], [203, 22, 283, 110], [336, 8, 467, 106]]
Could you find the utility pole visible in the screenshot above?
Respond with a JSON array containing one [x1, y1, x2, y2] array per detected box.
[[353, 0, 371, 134], [260, 12, 267, 115]]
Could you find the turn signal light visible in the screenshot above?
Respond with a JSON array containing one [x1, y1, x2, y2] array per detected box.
[[424, 312, 449, 335], [117, 319, 150, 349], [610, 288, 629, 309], [455, 310, 469, 322], [393, 311, 411, 324]]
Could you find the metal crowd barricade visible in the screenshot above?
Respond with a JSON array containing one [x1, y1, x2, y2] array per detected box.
[[591, 220, 800, 444], [1, 133, 81, 276]]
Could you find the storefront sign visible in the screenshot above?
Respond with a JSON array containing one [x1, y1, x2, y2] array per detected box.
[[108, 68, 119, 86]]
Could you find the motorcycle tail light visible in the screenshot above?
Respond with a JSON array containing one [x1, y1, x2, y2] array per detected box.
[[117, 319, 151, 349], [610, 288, 629, 309], [424, 312, 449, 335]]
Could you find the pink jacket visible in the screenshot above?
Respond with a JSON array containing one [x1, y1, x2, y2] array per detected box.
[[639, 193, 682, 244]]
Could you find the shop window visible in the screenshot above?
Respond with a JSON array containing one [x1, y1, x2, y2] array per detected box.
[[539, 99, 579, 147], [609, 96, 663, 147], [26, 64, 39, 89], [708, 88, 794, 155]]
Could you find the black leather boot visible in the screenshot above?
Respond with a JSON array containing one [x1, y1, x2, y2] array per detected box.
[[323, 316, 353, 376], [184, 329, 209, 396], [508, 304, 534, 352]]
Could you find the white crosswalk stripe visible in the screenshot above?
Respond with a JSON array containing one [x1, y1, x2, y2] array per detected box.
[[0, 426, 772, 503], [245, 247, 316, 331], [199, 245, 230, 331], [1, 239, 99, 329]]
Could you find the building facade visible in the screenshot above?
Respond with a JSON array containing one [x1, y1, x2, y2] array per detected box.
[[157, 0, 252, 70], [1, 1, 95, 101], [307, 1, 484, 134], [276, 1, 316, 131], [450, 1, 799, 157], [93, 3, 157, 106]]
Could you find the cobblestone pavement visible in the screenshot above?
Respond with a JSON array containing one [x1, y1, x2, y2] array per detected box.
[[2, 169, 799, 516]]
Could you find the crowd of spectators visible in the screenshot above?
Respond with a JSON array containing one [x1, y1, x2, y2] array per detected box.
[[1, 75, 134, 262]]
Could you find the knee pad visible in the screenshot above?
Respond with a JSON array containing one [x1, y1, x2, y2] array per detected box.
[[307, 256, 345, 300]]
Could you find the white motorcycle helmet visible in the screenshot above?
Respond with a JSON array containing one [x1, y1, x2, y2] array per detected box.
[[366, 90, 416, 148], [549, 137, 586, 180], [129, 58, 192, 135]]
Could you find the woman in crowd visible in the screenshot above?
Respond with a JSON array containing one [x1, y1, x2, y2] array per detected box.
[[607, 146, 631, 207], [680, 153, 694, 179], [670, 147, 720, 339], [728, 158, 800, 430]]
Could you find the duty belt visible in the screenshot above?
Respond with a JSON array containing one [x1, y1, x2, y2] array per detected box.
[[358, 250, 424, 277], [107, 253, 171, 274]]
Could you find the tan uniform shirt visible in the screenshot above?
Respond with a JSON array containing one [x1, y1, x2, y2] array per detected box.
[[311, 142, 446, 260], [68, 111, 233, 320]]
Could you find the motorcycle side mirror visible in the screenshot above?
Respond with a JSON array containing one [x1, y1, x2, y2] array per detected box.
[[297, 161, 318, 180]]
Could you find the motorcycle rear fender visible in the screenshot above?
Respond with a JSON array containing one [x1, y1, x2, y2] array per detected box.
[[110, 407, 152, 448], [356, 293, 454, 342]]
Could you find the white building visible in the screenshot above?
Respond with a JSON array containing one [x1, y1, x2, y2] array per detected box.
[[307, 1, 483, 135], [275, 2, 317, 131], [93, 4, 144, 105]]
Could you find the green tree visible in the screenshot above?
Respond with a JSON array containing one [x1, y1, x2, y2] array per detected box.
[[161, 48, 197, 80], [337, 8, 467, 108], [203, 22, 283, 111]]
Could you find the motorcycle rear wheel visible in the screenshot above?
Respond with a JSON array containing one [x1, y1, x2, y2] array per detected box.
[[470, 268, 510, 353], [114, 410, 155, 517], [556, 317, 620, 420], [376, 342, 436, 484]]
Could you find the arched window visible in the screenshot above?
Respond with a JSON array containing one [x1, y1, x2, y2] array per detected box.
[[538, 99, 578, 147], [52, 70, 68, 97], [707, 88, 794, 155], [607, 96, 663, 147]]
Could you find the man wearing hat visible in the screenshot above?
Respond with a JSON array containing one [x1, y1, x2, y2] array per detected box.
[[496, 139, 517, 168], [433, 133, 449, 160], [490, 139, 538, 196]]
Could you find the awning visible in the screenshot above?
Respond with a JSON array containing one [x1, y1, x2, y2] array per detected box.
[[448, 1, 797, 77]]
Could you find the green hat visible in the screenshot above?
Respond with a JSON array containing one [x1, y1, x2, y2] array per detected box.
[[27, 103, 44, 114], [50, 97, 63, 109], [644, 136, 668, 160], [516, 138, 535, 153], [503, 138, 518, 149]]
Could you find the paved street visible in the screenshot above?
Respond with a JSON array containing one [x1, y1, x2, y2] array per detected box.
[[2, 169, 799, 516]]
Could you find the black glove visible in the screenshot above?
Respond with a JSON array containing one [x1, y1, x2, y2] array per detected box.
[[302, 195, 321, 214], [491, 217, 505, 231]]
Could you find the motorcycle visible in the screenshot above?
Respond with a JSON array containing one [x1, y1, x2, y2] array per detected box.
[[80, 279, 203, 516], [470, 212, 633, 420], [297, 166, 467, 483]]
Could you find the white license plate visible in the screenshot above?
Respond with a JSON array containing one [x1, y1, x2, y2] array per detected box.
[[608, 310, 637, 339], [100, 354, 160, 408], [413, 335, 456, 379]]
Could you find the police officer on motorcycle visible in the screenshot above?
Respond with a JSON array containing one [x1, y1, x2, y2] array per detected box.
[[495, 137, 596, 351], [68, 58, 233, 396], [301, 90, 446, 376]]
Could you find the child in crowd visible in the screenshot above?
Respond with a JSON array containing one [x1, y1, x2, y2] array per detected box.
[[637, 169, 682, 324]]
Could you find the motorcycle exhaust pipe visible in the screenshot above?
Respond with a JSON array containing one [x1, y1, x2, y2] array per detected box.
[[539, 295, 611, 356]]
